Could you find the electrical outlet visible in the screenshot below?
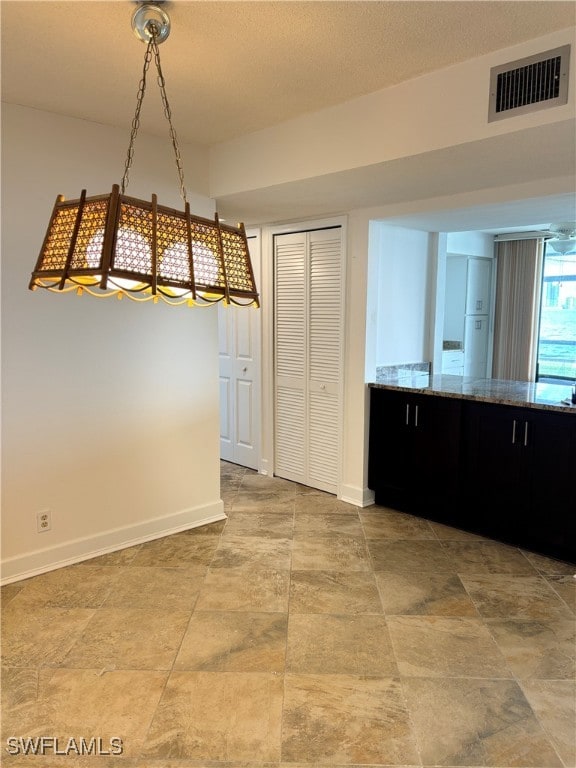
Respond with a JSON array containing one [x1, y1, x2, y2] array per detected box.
[[36, 510, 51, 533]]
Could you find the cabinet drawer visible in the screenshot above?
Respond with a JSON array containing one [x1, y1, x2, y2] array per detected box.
[[442, 349, 464, 375], [443, 350, 464, 365]]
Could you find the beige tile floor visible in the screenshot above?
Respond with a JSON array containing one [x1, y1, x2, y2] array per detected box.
[[1, 460, 575, 768]]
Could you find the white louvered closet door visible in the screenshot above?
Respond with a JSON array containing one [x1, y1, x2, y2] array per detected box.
[[274, 227, 343, 493]]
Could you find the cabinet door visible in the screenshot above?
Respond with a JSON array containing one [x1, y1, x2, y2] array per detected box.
[[368, 388, 412, 499], [461, 402, 528, 537], [526, 410, 576, 560], [444, 255, 467, 342], [466, 258, 492, 315], [410, 395, 461, 497], [463, 316, 489, 377]]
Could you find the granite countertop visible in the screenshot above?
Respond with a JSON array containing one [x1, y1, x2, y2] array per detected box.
[[369, 375, 576, 414]]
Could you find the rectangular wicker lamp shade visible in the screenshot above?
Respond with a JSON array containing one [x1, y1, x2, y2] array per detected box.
[[29, 184, 260, 307]]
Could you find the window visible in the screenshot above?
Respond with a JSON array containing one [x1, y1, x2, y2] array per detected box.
[[535, 242, 576, 384]]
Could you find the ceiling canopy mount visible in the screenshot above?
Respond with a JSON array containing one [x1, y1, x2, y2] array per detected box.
[[131, 2, 171, 45]]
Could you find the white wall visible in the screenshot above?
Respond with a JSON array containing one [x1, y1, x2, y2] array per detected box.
[[1, 104, 222, 582], [210, 28, 575, 198], [340, 210, 373, 507], [447, 231, 495, 258], [372, 224, 431, 368]]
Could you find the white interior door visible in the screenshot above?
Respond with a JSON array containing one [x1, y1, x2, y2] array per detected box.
[[274, 227, 343, 493], [219, 235, 261, 469]]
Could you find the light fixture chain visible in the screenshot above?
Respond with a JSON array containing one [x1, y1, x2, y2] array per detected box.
[[120, 24, 188, 205], [120, 38, 154, 195], [151, 37, 188, 204]]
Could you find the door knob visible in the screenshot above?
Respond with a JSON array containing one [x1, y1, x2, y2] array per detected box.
[[242, 367, 247, 374]]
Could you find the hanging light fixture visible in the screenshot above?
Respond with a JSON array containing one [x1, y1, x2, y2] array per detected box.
[[547, 223, 576, 255], [549, 238, 576, 255], [29, 3, 259, 308]]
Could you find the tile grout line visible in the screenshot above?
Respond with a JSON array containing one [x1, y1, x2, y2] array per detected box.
[[278, 491, 296, 763], [137, 464, 241, 761]]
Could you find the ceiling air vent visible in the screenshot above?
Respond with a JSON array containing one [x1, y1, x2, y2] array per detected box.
[[488, 45, 570, 122]]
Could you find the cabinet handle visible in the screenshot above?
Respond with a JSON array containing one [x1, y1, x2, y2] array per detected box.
[[405, 404, 410, 426], [524, 421, 529, 447], [511, 419, 517, 444], [476, 300, 483, 311], [415, 404, 419, 427]]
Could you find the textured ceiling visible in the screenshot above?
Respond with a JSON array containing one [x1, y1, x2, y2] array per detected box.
[[2, 0, 575, 146]]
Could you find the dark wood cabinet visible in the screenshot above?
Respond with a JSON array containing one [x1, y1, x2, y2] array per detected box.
[[462, 401, 576, 561], [368, 387, 461, 519], [368, 386, 576, 562]]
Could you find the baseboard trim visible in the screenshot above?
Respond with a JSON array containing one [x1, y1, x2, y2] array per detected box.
[[339, 484, 375, 508], [1, 500, 225, 585]]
